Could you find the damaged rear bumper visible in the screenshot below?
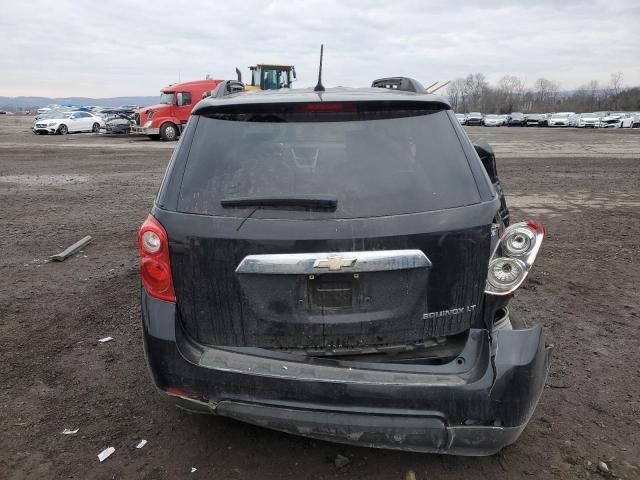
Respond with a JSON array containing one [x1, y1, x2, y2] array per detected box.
[[142, 291, 552, 456]]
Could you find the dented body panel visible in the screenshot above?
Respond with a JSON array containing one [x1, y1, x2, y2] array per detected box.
[[142, 291, 551, 455]]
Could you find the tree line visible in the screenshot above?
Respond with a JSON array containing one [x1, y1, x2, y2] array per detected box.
[[446, 72, 640, 114]]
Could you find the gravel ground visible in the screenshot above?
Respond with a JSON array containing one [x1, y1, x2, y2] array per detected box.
[[1, 115, 639, 479]]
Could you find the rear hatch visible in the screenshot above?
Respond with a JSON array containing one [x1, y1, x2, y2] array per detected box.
[[155, 99, 499, 353]]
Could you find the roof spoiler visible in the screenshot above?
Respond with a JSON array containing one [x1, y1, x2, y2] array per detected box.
[[371, 77, 426, 93]]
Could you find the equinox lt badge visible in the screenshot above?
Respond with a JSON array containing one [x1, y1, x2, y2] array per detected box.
[[423, 305, 477, 320], [313, 256, 357, 271]]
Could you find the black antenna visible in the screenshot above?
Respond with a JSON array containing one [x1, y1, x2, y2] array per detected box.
[[314, 44, 325, 92]]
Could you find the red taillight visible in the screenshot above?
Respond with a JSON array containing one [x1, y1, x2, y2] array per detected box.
[[137, 214, 175, 302], [527, 219, 545, 234]]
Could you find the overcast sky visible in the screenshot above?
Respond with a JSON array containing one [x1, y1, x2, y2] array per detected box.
[[1, 0, 638, 98]]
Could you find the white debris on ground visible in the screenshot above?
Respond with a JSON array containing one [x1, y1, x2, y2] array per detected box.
[[61, 428, 79, 435], [98, 337, 113, 343], [191, 467, 197, 473], [98, 447, 115, 462], [136, 439, 147, 449]]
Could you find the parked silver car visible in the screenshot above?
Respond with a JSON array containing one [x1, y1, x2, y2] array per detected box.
[[483, 114, 504, 127], [466, 112, 483, 126]]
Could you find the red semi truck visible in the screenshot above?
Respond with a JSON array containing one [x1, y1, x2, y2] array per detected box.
[[132, 79, 222, 140]]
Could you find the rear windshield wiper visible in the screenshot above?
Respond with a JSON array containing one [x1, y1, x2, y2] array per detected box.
[[220, 194, 337, 209]]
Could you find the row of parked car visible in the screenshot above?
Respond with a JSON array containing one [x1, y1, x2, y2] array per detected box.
[[456, 111, 640, 128], [31, 104, 138, 135]]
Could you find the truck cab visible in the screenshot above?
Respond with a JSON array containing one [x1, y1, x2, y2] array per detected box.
[[132, 79, 222, 140]]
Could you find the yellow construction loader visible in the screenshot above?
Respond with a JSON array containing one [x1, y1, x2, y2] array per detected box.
[[203, 64, 296, 99], [238, 64, 296, 91]]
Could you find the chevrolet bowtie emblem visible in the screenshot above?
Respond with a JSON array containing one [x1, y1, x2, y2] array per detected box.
[[314, 256, 357, 271]]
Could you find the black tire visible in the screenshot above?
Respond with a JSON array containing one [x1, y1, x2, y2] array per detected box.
[[58, 124, 68, 135], [92, 122, 100, 133], [160, 122, 178, 141]]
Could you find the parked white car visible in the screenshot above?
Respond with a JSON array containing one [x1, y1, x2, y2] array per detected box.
[[548, 112, 574, 127], [599, 113, 631, 128], [33, 111, 105, 135], [576, 113, 601, 128], [620, 114, 636, 128]]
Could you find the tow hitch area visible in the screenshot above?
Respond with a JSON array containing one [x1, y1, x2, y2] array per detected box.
[[143, 289, 551, 455]]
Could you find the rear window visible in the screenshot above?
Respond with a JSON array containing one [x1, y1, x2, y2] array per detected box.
[[176, 106, 481, 219]]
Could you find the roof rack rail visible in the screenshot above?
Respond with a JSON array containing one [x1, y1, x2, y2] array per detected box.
[[203, 80, 245, 99]]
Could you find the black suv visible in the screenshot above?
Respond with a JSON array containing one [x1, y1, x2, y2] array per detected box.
[[138, 85, 551, 455]]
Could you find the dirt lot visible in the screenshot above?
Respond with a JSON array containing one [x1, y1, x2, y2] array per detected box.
[[1, 115, 639, 479]]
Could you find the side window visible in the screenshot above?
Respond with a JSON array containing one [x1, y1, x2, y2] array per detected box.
[[177, 92, 192, 107], [263, 71, 278, 90], [278, 70, 289, 87], [80, 112, 92, 118]]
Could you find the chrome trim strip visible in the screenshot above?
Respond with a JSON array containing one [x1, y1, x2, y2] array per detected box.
[[235, 250, 431, 275]]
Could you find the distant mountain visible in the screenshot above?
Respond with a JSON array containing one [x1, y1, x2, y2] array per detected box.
[[0, 96, 159, 111]]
